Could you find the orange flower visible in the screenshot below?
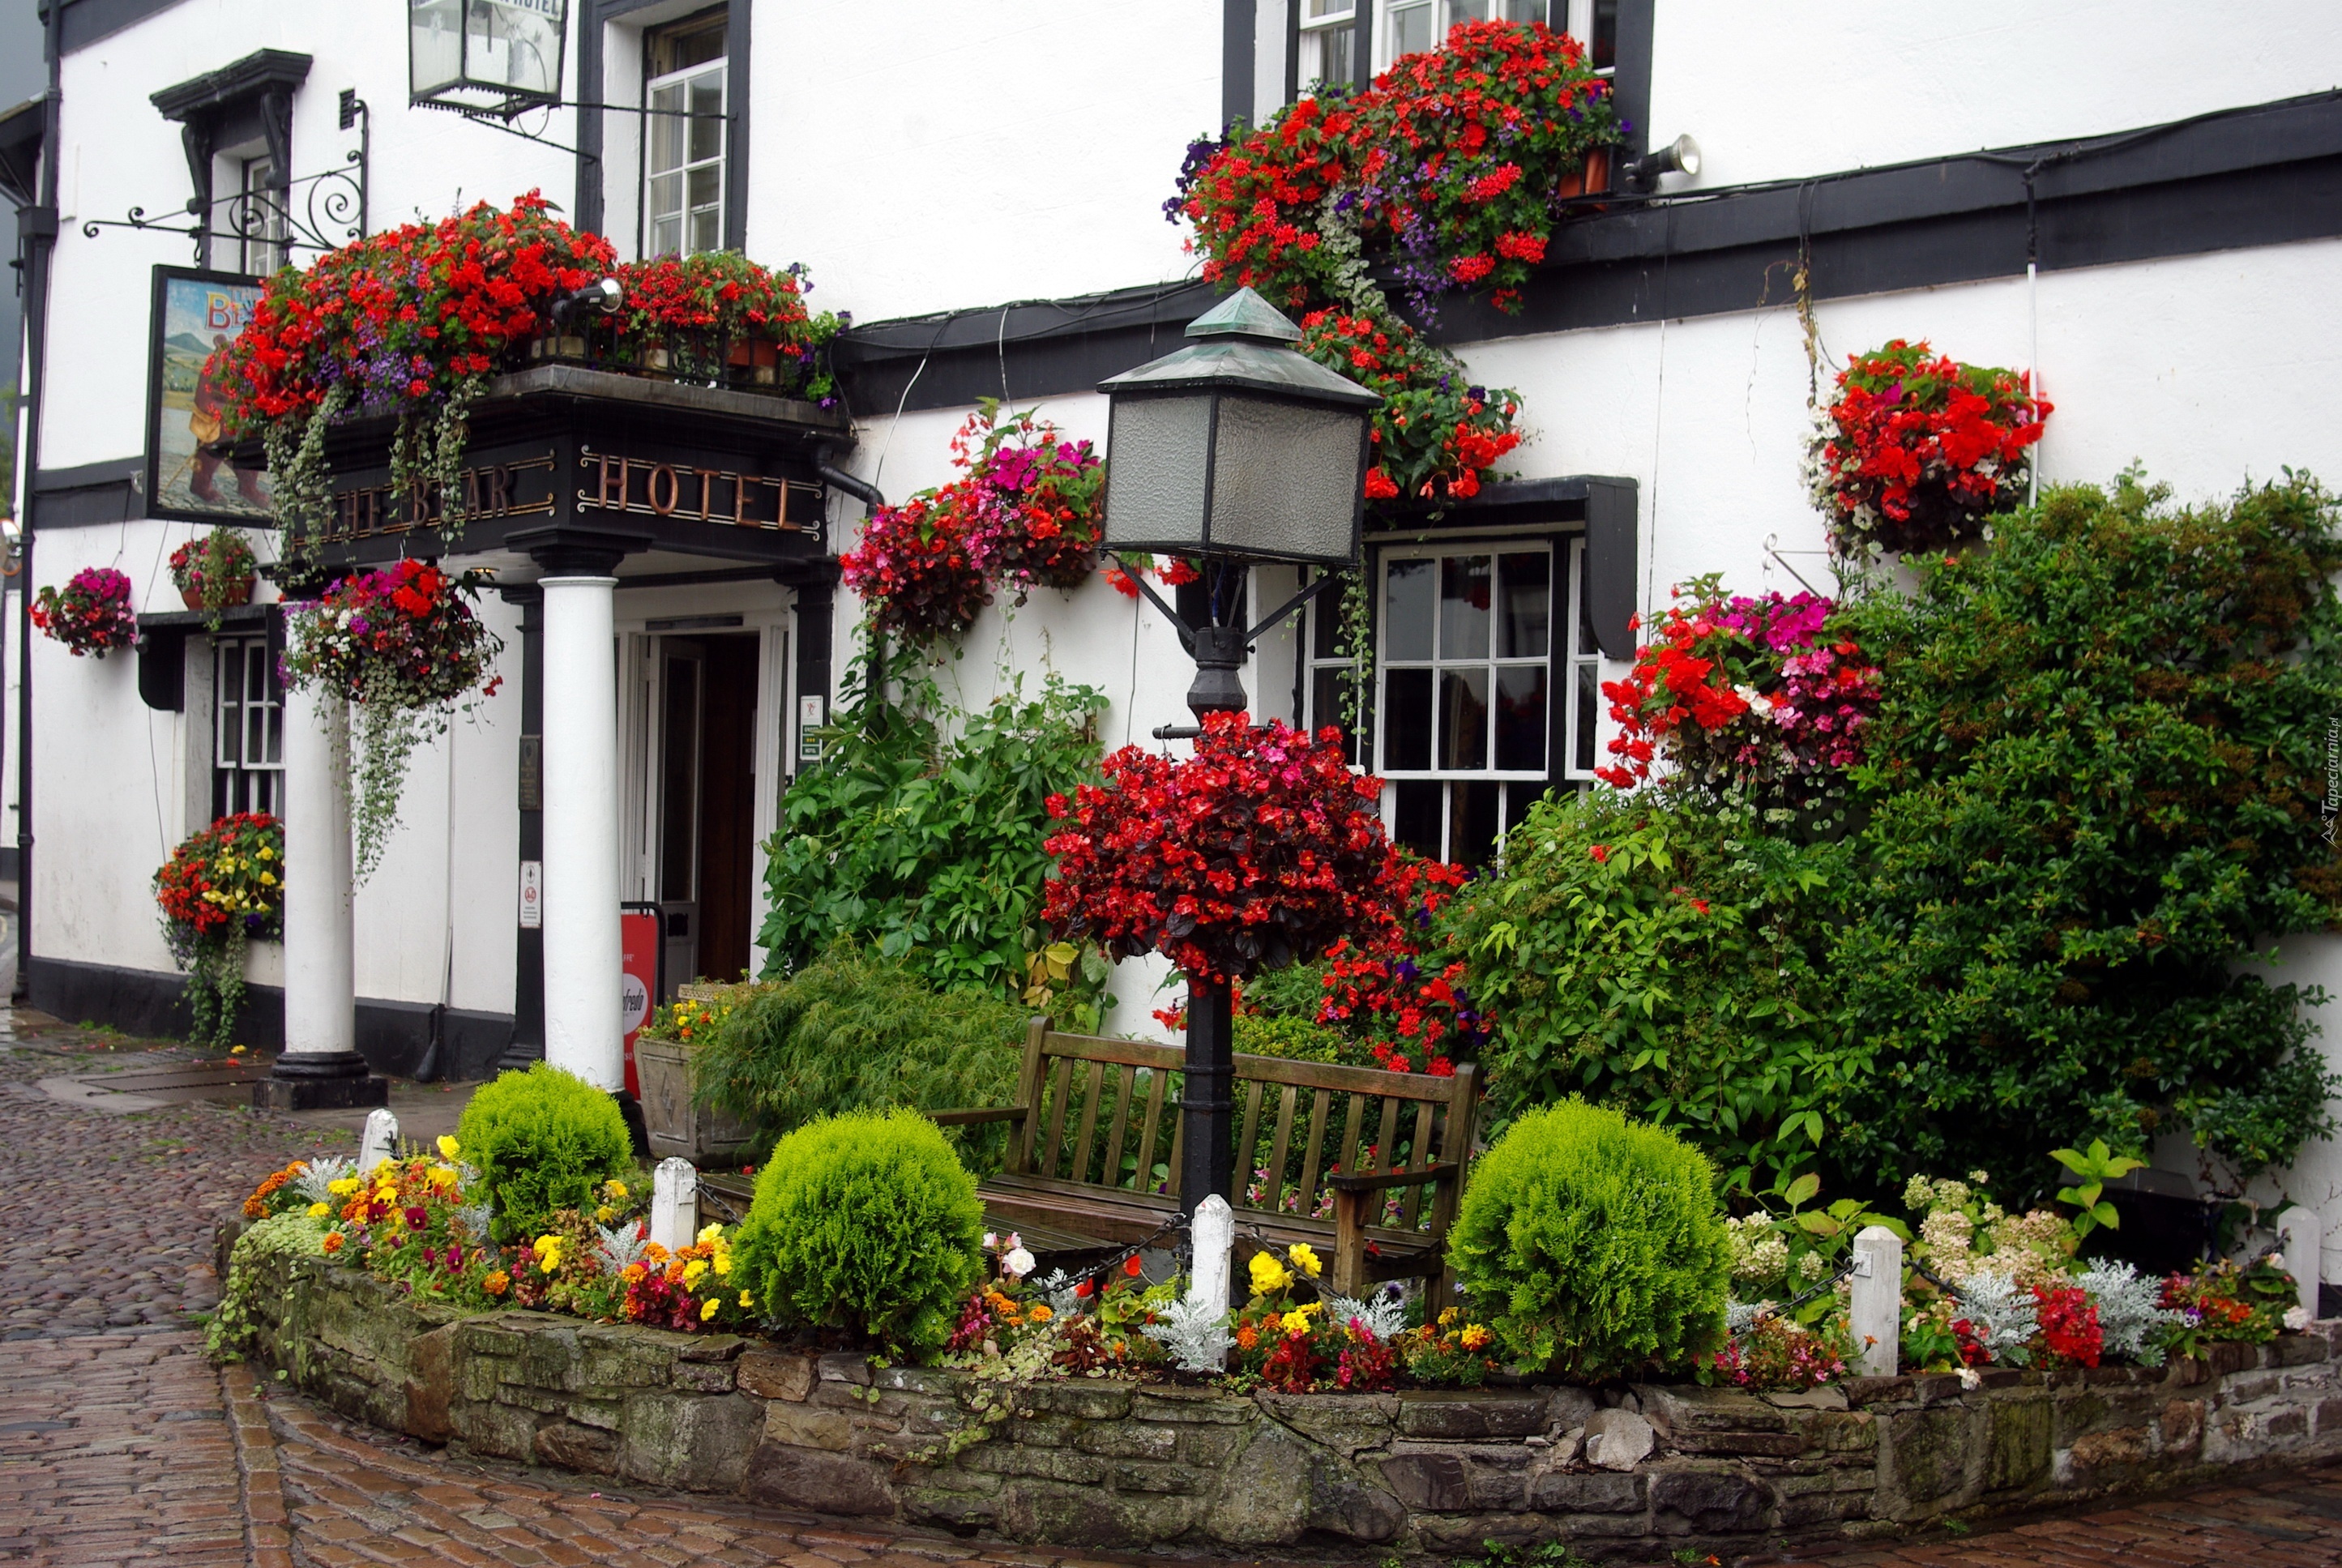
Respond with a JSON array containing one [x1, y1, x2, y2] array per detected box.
[[321, 1233, 344, 1254], [483, 1271, 510, 1297]]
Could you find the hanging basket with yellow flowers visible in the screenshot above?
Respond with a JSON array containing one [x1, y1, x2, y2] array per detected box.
[[153, 811, 284, 1047]]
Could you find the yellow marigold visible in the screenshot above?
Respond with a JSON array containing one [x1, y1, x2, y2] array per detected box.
[[697, 1223, 723, 1247], [1459, 1324, 1492, 1351], [712, 1255, 731, 1277], [682, 1259, 708, 1287], [595, 1207, 617, 1223], [607, 1180, 628, 1199], [436, 1134, 460, 1160], [1280, 1310, 1315, 1335], [1287, 1242, 1323, 1279], [307, 1202, 330, 1218], [328, 1177, 360, 1197], [1248, 1252, 1293, 1297], [700, 1298, 720, 1322], [737, 1290, 752, 1309]]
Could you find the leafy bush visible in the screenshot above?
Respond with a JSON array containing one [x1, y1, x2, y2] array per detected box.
[[453, 1064, 635, 1242], [695, 942, 1027, 1168], [731, 1108, 985, 1355], [759, 658, 1110, 1026], [1440, 790, 1865, 1190], [1447, 1100, 1729, 1379], [1232, 1011, 1348, 1064], [1831, 472, 2342, 1182]]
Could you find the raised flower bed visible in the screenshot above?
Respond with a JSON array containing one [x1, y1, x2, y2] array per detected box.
[[225, 1245, 2342, 1555]]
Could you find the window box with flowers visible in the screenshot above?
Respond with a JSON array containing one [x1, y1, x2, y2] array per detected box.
[[169, 526, 260, 625], [154, 811, 284, 1046]]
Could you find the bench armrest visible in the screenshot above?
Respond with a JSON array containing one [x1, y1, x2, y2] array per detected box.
[[925, 1105, 1030, 1128], [1327, 1162, 1458, 1194]]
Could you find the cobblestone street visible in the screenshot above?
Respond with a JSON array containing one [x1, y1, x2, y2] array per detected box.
[[6, 1006, 2342, 1568]]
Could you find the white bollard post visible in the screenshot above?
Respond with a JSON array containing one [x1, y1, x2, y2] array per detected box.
[[1187, 1193, 1234, 1314], [2277, 1206, 2323, 1322], [651, 1157, 699, 1253], [357, 1108, 400, 1174], [1850, 1224, 1904, 1378]]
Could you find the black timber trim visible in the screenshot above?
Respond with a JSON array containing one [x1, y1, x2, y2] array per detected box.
[[149, 48, 311, 122], [28, 954, 516, 1083], [832, 89, 2342, 415], [57, 0, 186, 53], [724, 2, 749, 253], [28, 456, 144, 528], [1223, 0, 1253, 130], [1609, 0, 1654, 162]]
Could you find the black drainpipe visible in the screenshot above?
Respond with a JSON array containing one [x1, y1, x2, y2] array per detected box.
[[814, 450, 887, 724], [13, 3, 64, 1002]]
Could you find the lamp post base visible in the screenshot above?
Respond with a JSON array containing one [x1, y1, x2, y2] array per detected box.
[[252, 1050, 390, 1111], [1178, 981, 1236, 1217]]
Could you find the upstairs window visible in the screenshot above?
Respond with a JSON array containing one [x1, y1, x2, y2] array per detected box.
[[1297, 0, 1361, 90], [1377, 0, 1613, 69], [643, 10, 728, 258]]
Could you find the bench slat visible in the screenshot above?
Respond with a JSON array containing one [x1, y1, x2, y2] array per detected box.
[[1404, 1098, 1436, 1230], [1266, 1083, 1299, 1216], [1339, 1093, 1365, 1186], [1039, 1054, 1073, 1180], [1102, 1063, 1135, 1191], [1235, 1079, 1265, 1209], [1071, 1059, 1106, 1186], [1135, 1066, 1168, 1197], [1297, 1087, 1331, 1219]]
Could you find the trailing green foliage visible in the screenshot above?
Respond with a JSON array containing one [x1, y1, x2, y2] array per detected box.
[[732, 1107, 985, 1356], [452, 1064, 636, 1243], [695, 942, 1027, 1168], [1440, 790, 1864, 1191], [1447, 1100, 1729, 1379], [1831, 472, 2342, 1182], [207, 1211, 327, 1362], [759, 656, 1110, 1024]]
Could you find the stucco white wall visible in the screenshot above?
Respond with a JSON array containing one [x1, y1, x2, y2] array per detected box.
[[742, 0, 1216, 323], [1646, 1, 2342, 192]]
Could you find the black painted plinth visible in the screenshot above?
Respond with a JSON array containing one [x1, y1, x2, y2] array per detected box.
[[252, 1073, 391, 1111]]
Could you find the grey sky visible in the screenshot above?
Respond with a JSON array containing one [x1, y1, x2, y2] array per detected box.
[[4, 0, 48, 404]]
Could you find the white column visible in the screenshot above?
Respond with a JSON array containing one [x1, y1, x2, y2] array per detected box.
[[1850, 1224, 1904, 1378], [651, 1157, 699, 1252], [2279, 1207, 2323, 1321], [540, 574, 623, 1091], [1188, 1194, 1234, 1314], [281, 683, 356, 1059], [358, 1109, 400, 1173]]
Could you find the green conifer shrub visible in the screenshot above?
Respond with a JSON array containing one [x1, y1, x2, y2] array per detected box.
[[1448, 1099, 1729, 1378], [453, 1063, 635, 1241], [732, 1107, 985, 1355]]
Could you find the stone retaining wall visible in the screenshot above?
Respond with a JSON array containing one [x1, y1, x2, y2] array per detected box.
[[240, 1253, 2342, 1557]]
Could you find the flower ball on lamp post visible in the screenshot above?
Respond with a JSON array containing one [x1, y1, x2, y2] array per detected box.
[[1094, 287, 1382, 1216]]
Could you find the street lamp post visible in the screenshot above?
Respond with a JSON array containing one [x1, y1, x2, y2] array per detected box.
[[1096, 287, 1381, 1217]]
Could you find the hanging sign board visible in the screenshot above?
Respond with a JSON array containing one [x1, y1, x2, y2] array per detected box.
[[619, 903, 662, 1100]]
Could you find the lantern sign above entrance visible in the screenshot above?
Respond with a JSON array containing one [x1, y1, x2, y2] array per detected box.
[[409, 0, 568, 119]]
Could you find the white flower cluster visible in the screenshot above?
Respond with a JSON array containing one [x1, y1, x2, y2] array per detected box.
[[1724, 1213, 1791, 1292]]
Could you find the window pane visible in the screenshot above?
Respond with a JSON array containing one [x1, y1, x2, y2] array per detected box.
[[1450, 0, 1491, 21], [261, 699, 282, 766], [688, 164, 721, 211], [1575, 660, 1600, 772], [1384, 558, 1434, 662], [1306, 0, 1353, 15], [651, 216, 682, 258], [689, 77, 724, 161], [1577, 544, 1599, 657], [1439, 556, 1492, 660], [1302, 23, 1355, 86], [1452, 780, 1501, 868], [1498, 550, 1549, 658], [1592, 0, 1618, 69], [1391, 0, 1436, 56], [1310, 575, 1349, 660], [1438, 667, 1489, 770], [689, 206, 721, 255], [1310, 667, 1351, 749], [1510, 0, 1549, 23], [1495, 664, 1547, 771], [649, 171, 682, 220], [1383, 667, 1433, 770], [650, 86, 685, 170], [1393, 780, 1442, 861]]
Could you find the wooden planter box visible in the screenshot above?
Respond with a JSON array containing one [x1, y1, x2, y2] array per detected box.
[[635, 1034, 757, 1164]]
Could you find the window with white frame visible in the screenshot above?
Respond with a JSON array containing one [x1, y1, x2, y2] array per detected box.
[[214, 635, 283, 819], [1376, 0, 1614, 68], [1297, 0, 1361, 90], [643, 10, 728, 258], [1304, 536, 1604, 865], [236, 156, 288, 276]]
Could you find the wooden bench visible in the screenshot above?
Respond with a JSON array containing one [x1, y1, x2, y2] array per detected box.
[[931, 1019, 1479, 1297]]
